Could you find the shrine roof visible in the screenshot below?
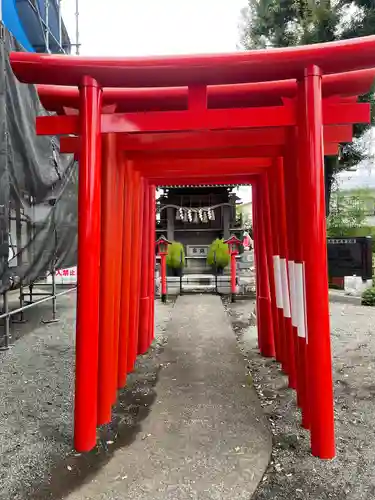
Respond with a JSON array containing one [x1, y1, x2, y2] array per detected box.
[[10, 35, 375, 88]]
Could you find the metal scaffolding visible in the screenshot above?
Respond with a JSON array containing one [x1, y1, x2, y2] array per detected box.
[[0, 185, 77, 351], [0, 14, 79, 349], [15, 0, 80, 54]]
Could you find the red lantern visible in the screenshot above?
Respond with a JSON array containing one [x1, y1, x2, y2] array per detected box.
[[155, 235, 171, 302], [224, 235, 241, 301]]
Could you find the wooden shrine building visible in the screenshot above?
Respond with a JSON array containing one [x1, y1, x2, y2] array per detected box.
[[157, 185, 244, 272]]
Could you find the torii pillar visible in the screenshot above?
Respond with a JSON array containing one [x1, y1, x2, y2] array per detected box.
[[74, 77, 103, 452], [298, 66, 335, 459]]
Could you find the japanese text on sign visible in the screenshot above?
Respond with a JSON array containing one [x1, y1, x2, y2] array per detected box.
[[46, 267, 77, 284]]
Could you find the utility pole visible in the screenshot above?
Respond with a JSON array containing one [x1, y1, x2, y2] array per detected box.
[[75, 0, 80, 55]]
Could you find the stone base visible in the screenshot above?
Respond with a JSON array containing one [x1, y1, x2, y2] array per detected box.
[[155, 274, 256, 297]]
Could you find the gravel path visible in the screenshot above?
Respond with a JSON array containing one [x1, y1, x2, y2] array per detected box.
[[226, 299, 375, 500], [0, 294, 174, 500], [3, 292, 374, 500]]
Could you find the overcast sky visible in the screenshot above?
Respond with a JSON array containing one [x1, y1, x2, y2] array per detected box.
[[338, 161, 375, 189], [61, 0, 252, 201], [61, 0, 247, 56], [337, 129, 375, 190]]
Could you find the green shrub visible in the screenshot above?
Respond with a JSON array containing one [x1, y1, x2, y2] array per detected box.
[[166, 241, 185, 269], [362, 286, 375, 306], [207, 238, 230, 269]]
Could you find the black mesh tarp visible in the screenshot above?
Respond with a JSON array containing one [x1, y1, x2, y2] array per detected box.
[[0, 25, 78, 293]]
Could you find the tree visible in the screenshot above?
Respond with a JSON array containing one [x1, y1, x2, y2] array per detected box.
[[239, 0, 375, 215], [327, 190, 366, 236]]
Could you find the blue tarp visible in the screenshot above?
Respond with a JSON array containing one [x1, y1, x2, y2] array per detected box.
[[2, 0, 70, 53], [2, 0, 34, 51]]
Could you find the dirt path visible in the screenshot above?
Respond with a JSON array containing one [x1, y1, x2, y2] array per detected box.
[[226, 299, 375, 500]]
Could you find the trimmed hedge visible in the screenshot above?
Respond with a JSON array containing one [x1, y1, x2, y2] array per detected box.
[[207, 238, 230, 269], [166, 241, 185, 269]]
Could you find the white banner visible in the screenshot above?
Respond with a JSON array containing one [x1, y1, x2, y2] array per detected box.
[[280, 257, 291, 318], [288, 260, 297, 327], [294, 263, 306, 339], [273, 255, 283, 309]]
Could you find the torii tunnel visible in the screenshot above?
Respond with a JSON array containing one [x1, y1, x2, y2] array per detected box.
[[9, 35, 375, 460]]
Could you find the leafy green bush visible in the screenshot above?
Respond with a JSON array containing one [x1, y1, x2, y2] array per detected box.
[[362, 286, 375, 306], [207, 238, 230, 269], [166, 241, 185, 269]]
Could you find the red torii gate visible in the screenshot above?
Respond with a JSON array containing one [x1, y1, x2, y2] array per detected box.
[[36, 68, 375, 112], [9, 35, 375, 460]]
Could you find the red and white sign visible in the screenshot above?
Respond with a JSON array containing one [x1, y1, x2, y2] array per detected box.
[[46, 266, 77, 285]]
